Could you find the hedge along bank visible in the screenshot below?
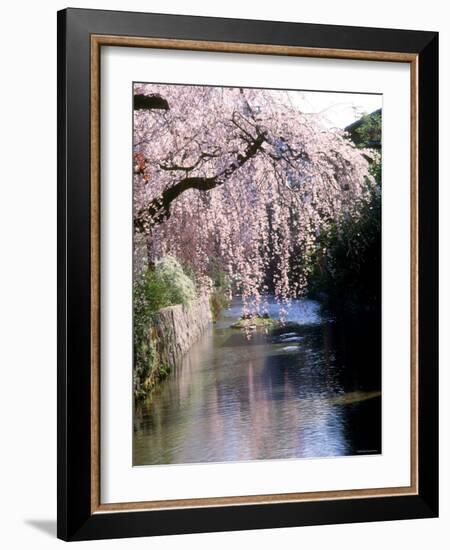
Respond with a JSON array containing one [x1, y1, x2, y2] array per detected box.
[[135, 295, 212, 398], [132, 255, 213, 398]]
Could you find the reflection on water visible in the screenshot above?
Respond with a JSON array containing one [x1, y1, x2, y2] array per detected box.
[[133, 298, 381, 465]]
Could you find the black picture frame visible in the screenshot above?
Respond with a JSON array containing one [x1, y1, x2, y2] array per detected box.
[[57, 7, 438, 541]]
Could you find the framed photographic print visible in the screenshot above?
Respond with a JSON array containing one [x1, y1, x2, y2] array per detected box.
[[57, 8, 438, 541]]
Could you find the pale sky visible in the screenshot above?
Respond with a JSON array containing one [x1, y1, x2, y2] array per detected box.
[[288, 90, 382, 129]]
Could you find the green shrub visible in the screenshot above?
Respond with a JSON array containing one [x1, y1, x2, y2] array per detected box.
[[153, 255, 197, 306], [133, 255, 196, 397], [135, 255, 196, 316], [307, 110, 382, 315], [210, 287, 230, 321], [307, 183, 381, 313], [208, 261, 231, 320]]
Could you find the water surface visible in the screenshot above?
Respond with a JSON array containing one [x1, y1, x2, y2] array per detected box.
[[133, 298, 381, 465]]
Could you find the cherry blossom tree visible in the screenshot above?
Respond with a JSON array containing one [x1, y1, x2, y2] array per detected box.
[[133, 83, 377, 316]]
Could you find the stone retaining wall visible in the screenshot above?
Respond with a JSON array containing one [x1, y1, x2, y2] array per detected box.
[[152, 295, 212, 368]]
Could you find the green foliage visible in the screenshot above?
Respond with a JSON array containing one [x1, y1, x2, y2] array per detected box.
[[133, 256, 196, 398], [134, 256, 196, 337], [369, 151, 382, 186], [208, 262, 231, 320], [346, 110, 382, 185], [150, 255, 197, 310], [308, 183, 381, 312], [354, 110, 382, 184], [209, 261, 231, 291], [133, 333, 160, 399], [308, 110, 383, 315], [354, 111, 381, 149], [210, 288, 229, 321]]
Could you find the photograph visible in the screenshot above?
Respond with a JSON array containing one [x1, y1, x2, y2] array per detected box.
[[0, 0, 443, 545], [132, 82, 383, 466], [51, 5, 438, 542]]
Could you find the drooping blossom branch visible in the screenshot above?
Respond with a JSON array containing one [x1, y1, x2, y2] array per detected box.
[[134, 131, 266, 231], [133, 83, 377, 313]]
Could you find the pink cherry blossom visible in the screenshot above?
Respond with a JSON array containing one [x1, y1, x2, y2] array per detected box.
[[133, 84, 376, 315]]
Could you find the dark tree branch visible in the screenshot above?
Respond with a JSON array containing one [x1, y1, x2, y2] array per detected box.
[[159, 151, 220, 173], [134, 94, 169, 111], [231, 112, 256, 143], [134, 132, 266, 232]]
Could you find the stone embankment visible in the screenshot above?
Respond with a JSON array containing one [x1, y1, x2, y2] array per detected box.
[[137, 295, 212, 397], [152, 295, 212, 367]]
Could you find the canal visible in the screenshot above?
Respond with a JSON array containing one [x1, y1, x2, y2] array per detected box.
[[133, 297, 381, 465]]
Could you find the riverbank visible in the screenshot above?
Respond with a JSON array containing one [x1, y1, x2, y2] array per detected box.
[[134, 295, 212, 399]]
